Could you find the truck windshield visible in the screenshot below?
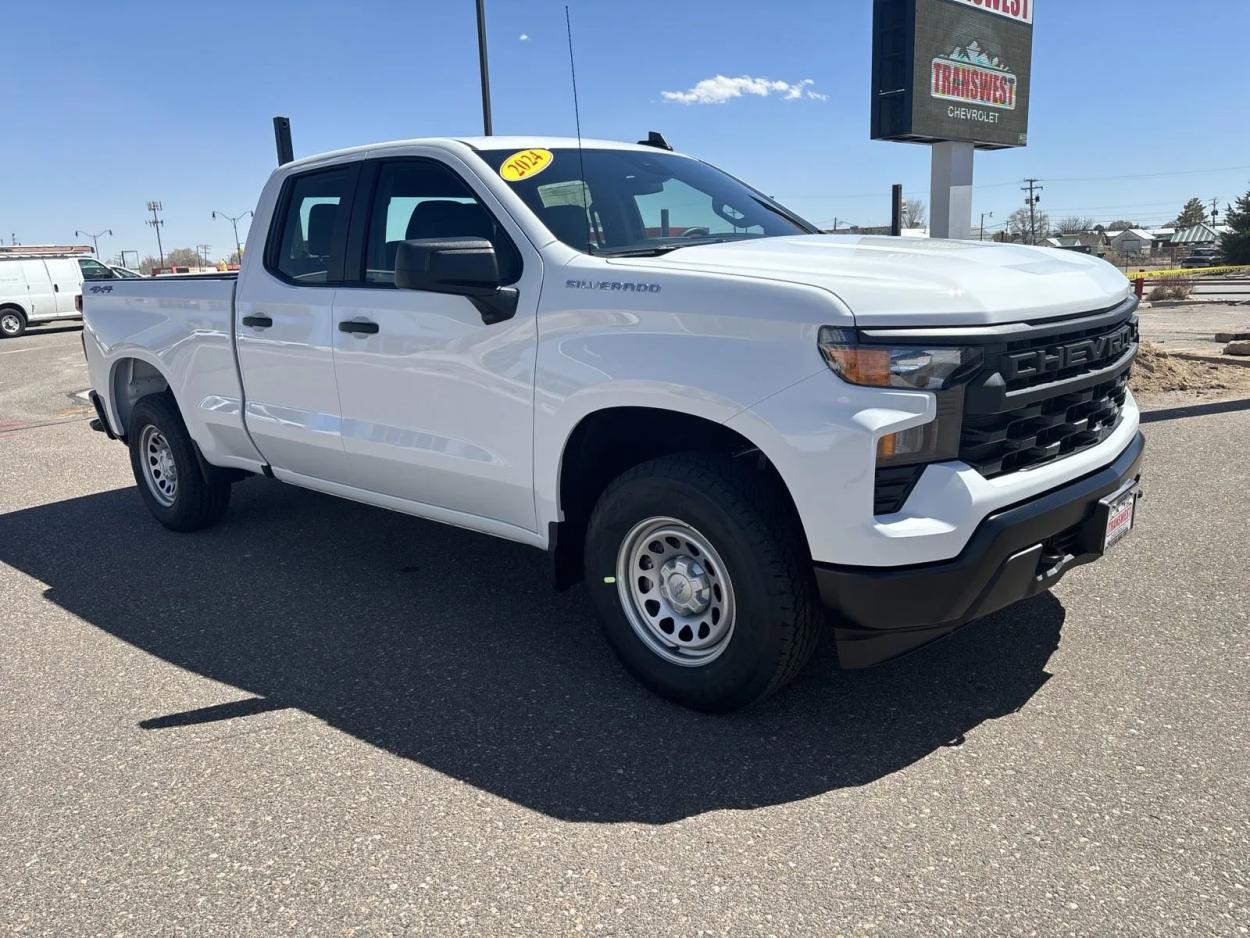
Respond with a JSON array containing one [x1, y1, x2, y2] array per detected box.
[[477, 147, 816, 256]]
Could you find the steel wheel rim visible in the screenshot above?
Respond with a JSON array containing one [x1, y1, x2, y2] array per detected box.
[[616, 516, 736, 667], [140, 425, 178, 507], [0, 313, 20, 335]]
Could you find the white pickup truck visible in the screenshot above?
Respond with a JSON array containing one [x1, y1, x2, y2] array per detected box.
[[83, 135, 1143, 711]]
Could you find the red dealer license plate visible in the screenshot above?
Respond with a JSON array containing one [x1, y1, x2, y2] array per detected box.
[[1102, 482, 1139, 551]]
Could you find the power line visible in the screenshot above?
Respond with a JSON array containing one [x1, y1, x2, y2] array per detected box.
[[775, 163, 1250, 202]]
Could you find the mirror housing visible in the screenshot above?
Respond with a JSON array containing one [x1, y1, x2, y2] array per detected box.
[[394, 237, 518, 324], [395, 237, 500, 295]]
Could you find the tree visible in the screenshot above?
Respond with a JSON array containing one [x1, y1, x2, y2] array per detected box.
[[1219, 187, 1250, 264], [902, 198, 927, 228], [164, 247, 206, 268], [1104, 220, 1140, 231], [1007, 206, 1050, 244], [1055, 216, 1095, 234], [1171, 197, 1207, 228]]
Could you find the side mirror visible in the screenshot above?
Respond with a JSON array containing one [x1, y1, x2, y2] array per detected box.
[[394, 237, 518, 325], [394, 237, 500, 296]]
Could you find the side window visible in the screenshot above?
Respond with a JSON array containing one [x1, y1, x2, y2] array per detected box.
[[363, 160, 521, 286], [78, 258, 116, 281], [271, 167, 352, 284]]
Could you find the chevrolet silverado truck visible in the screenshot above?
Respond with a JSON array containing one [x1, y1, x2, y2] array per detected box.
[[83, 135, 1143, 711]]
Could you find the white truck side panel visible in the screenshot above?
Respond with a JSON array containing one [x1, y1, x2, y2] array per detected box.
[[83, 279, 264, 472]]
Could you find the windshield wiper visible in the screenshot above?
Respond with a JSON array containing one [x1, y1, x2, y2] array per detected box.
[[596, 237, 742, 258]]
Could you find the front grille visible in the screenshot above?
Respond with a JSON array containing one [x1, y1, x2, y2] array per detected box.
[[959, 306, 1137, 478]]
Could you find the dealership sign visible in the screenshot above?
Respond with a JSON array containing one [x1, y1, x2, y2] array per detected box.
[[871, 0, 1033, 149]]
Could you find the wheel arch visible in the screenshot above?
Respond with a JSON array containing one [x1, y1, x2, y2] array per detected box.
[[549, 405, 810, 589], [108, 354, 176, 437]]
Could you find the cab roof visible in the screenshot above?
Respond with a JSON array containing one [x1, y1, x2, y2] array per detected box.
[[282, 136, 679, 170]]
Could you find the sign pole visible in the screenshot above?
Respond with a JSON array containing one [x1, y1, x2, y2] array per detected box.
[[930, 141, 974, 240]]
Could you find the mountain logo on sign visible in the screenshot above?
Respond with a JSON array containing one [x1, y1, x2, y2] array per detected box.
[[930, 40, 1017, 110]]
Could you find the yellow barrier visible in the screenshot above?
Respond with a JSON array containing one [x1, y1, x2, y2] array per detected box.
[[1124, 264, 1250, 280]]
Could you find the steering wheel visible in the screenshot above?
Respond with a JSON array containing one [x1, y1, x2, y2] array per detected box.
[[677, 226, 711, 238]]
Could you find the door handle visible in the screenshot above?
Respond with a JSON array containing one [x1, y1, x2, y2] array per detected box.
[[242, 315, 273, 328], [338, 320, 379, 335]]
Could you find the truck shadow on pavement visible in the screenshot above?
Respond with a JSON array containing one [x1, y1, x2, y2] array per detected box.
[[0, 478, 1065, 824]]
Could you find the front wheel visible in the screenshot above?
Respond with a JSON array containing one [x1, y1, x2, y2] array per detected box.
[[584, 454, 823, 712], [0, 308, 27, 338], [127, 395, 231, 531]]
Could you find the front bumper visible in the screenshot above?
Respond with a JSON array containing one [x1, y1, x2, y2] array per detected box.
[[815, 430, 1145, 669]]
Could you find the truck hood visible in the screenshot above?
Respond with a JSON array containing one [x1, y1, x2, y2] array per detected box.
[[610, 235, 1131, 326]]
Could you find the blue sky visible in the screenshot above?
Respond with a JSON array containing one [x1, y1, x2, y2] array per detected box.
[[2, 0, 1248, 261]]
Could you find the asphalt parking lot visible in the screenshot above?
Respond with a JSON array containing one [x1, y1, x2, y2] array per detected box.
[[2, 326, 1248, 937]]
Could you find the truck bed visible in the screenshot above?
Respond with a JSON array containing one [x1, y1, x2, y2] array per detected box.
[[83, 275, 264, 473]]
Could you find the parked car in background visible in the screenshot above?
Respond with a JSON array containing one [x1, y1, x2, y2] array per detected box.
[[0, 250, 134, 337], [0, 252, 91, 337], [1180, 248, 1221, 269]]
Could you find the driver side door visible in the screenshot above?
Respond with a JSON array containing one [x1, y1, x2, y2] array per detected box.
[[329, 156, 542, 535]]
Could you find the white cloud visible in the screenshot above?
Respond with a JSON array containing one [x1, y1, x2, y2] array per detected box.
[[662, 75, 827, 105], [519, 33, 529, 41]]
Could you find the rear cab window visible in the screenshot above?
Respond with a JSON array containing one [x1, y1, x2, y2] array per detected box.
[[268, 167, 354, 284]]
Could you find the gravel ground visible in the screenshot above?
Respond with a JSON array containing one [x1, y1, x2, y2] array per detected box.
[[2, 328, 1247, 937]]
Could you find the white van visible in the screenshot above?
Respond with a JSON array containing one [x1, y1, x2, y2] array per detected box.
[[0, 253, 118, 338]]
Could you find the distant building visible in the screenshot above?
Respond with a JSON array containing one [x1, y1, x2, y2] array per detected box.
[[1108, 229, 1156, 256], [1170, 223, 1228, 247], [1043, 232, 1109, 255]]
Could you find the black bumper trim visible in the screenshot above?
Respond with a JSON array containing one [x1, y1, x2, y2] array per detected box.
[[815, 431, 1145, 669]]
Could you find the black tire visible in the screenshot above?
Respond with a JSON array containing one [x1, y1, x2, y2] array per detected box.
[[0, 307, 27, 338], [584, 453, 823, 712], [127, 395, 231, 532]]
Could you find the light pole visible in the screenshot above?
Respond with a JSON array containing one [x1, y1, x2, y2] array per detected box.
[[146, 201, 165, 268], [76, 228, 112, 256], [212, 210, 253, 266], [979, 211, 993, 241]]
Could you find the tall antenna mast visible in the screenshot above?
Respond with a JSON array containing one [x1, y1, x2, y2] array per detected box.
[[476, 0, 493, 135], [565, 5, 591, 251]]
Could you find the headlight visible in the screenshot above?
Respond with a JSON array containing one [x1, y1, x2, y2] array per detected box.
[[817, 326, 982, 390]]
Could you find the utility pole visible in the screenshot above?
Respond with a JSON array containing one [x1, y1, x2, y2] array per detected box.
[[146, 201, 165, 267], [212, 210, 253, 266], [979, 211, 993, 241], [1022, 178, 1043, 244], [75, 228, 113, 257], [475, 0, 493, 135], [1210, 196, 1220, 228], [196, 244, 212, 268]]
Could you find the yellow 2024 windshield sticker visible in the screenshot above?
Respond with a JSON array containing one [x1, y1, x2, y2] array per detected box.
[[499, 148, 553, 182]]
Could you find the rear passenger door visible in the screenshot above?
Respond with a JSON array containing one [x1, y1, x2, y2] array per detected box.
[[43, 258, 82, 316], [19, 261, 56, 320], [235, 162, 359, 481]]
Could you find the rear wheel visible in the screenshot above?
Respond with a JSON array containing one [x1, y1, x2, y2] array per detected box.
[[127, 395, 231, 531], [0, 308, 27, 338], [585, 453, 822, 712]]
